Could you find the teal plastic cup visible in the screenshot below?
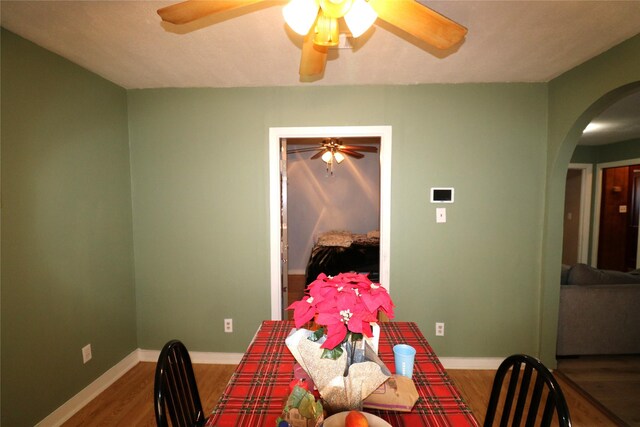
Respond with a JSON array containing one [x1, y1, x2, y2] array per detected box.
[[393, 344, 416, 378]]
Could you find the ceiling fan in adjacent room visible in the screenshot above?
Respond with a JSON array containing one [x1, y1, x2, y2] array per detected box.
[[157, 0, 467, 78], [287, 137, 377, 174]]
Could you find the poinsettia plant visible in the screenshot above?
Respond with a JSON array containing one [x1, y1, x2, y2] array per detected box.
[[287, 272, 395, 359]]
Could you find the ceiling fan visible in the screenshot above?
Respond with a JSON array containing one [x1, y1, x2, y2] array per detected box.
[[287, 137, 377, 173], [157, 0, 467, 78]]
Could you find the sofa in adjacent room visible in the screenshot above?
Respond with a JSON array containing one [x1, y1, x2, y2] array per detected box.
[[557, 263, 640, 356]]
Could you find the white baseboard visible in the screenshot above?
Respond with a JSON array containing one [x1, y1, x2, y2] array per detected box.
[[36, 350, 140, 427], [440, 357, 504, 370], [37, 350, 496, 426], [138, 349, 244, 365]]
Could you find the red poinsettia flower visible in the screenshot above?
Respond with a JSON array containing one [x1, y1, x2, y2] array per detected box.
[[288, 272, 395, 352], [360, 282, 395, 319], [287, 297, 316, 329]]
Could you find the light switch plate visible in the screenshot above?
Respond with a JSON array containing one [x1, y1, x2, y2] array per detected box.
[[436, 208, 446, 223], [82, 344, 92, 364]]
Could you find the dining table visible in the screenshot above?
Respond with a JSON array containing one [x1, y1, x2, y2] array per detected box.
[[205, 320, 479, 426]]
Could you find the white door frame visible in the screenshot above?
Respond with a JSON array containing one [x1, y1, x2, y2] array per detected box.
[[269, 126, 392, 320], [591, 157, 640, 267], [568, 163, 593, 264]]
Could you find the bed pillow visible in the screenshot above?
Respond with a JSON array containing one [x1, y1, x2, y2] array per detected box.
[[317, 231, 353, 247]]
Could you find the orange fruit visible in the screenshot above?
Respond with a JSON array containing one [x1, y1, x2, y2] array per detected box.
[[345, 410, 369, 427]]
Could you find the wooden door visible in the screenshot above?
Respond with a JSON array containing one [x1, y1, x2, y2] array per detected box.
[[598, 166, 629, 270], [598, 165, 640, 271], [626, 166, 640, 270]]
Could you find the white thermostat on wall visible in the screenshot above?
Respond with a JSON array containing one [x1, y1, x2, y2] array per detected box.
[[430, 187, 454, 203]]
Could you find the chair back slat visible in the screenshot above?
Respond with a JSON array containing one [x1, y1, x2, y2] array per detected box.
[[512, 364, 532, 426], [541, 391, 558, 426], [483, 354, 572, 427], [498, 364, 520, 427], [525, 373, 545, 426], [168, 352, 196, 424], [154, 340, 205, 427]]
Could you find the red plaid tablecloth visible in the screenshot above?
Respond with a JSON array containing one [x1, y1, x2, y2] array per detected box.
[[206, 320, 479, 427]]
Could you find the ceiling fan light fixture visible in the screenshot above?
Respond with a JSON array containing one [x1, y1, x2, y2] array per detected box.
[[283, 0, 319, 36], [333, 151, 345, 163], [344, 0, 377, 37], [314, 12, 340, 47], [321, 150, 334, 163]]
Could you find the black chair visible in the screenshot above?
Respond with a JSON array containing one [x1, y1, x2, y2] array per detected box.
[[484, 354, 571, 427], [154, 340, 205, 427]]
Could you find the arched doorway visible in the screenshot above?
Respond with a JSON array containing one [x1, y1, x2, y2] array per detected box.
[[562, 88, 640, 270], [554, 85, 640, 424], [540, 80, 640, 369]]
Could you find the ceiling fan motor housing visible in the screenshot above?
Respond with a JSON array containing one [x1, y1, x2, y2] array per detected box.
[[320, 0, 353, 18]]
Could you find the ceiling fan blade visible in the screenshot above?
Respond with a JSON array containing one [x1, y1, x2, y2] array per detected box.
[[340, 145, 378, 153], [369, 0, 467, 50], [340, 149, 365, 159], [157, 0, 266, 25], [300, 33, 328, 77], [287, 147, 323, 154], [310, 150, 327, 160]]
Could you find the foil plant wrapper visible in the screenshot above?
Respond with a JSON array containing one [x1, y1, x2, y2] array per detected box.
[[285, 328, 391, 413]]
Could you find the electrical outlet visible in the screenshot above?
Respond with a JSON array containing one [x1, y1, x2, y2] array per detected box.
[[82, 344, 92, 364], [435, 322, 445, 337], [224, 318, 233, 333]]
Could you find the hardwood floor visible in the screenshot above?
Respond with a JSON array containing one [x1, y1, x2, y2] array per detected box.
[[556, 355, 640, 426], [62, 363, 235, 427], [448, 369, 620, 426], [60, 362, 618, 426]]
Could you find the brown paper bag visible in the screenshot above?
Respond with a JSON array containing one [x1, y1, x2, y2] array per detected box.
[[362, 375, 419, 412]]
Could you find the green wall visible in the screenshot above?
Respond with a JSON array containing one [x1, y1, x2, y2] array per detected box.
[[599, 138, 640, 163], [540, 34, 640, 364], [1, 30, 137, 426], [128, 84, 548, 356], [570, 145, 598, 164], [572, 138, 640, 164]]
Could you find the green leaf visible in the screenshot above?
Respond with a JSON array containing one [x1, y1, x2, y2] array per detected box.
[[349, 332, 363, 342], [321, 346, 343, 360], [308, 328, 325, 342]]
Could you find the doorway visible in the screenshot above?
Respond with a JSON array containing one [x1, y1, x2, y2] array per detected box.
[[555, 83, 640, 425], [562, 164, 592, 265], [268, 126, 392, 320], [284, 136, 381, 317], [591, 159, 640, 270]]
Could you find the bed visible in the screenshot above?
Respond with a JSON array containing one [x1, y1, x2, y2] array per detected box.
[[305, 230, 380, 285]]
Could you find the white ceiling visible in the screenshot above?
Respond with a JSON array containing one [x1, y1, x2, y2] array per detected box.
[[2, 0, 640, 89], [1, 0, 639, 144], [578, 88, 640, 146]]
